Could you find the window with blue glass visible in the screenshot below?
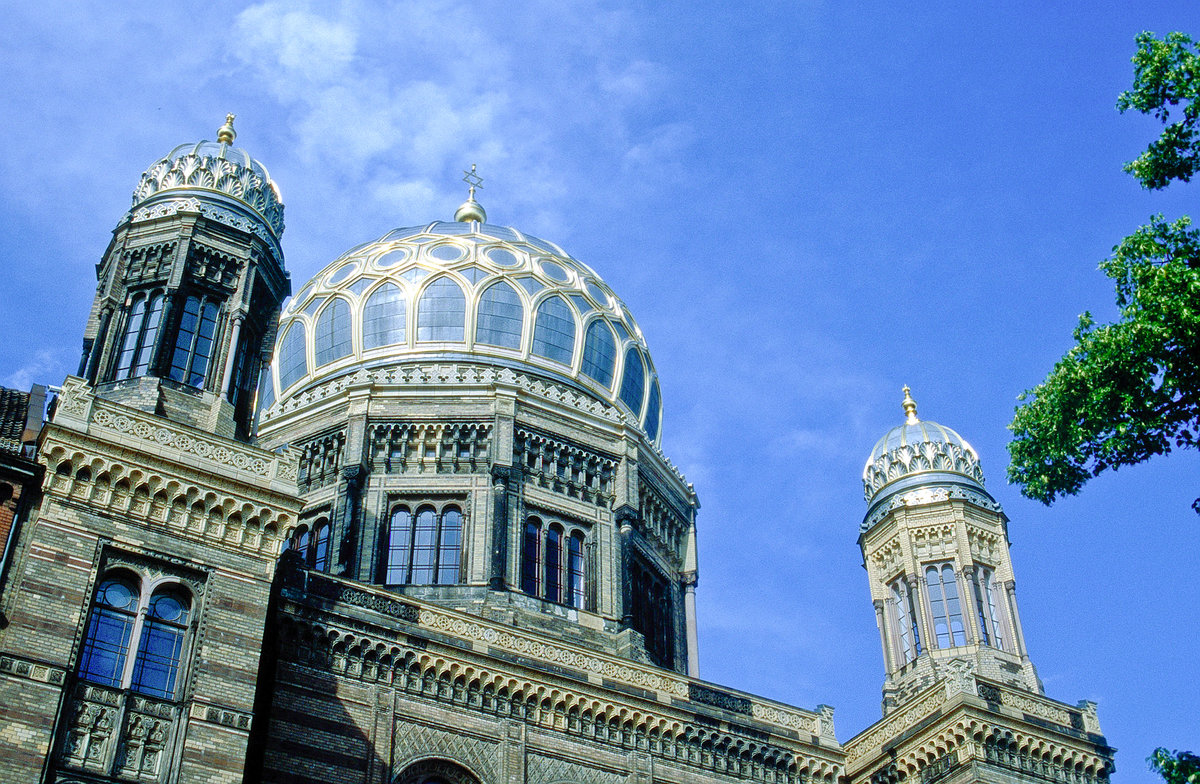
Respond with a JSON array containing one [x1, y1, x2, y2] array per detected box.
[[581, 319, 616, 387], [475, 281, 524, 348], [532, 296, 575, 365], [417, 277, 465, 341], [278, 322, 308, 390], [114, 293, 165, 380], [889, 576, 923, 664], [644, 379, 661, 440], [618, 347, 645, 415], [288, 520, 331, 571], [78, 572, 193, 700], [363, 283, 406, 349], [168, 295, 220, 387], [315, 298, 353, 366], [383, 503, 462, 585], [925, 563, 967, 648], [520, 515, 587, 609]]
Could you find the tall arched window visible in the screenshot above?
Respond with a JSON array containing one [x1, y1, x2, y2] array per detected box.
[[312, 522, 331, 572], [129, 589, 191, 698], [315, 298, 353, 366], [544, 525, 563, 603], [521, 519, 541, 595], [889, 576, 922, 664], [926, 563, 967, 648], [78, 572, 193, 700], [278, 322, 308, 390], [476, 281, 524, 348], [568, 532, 585, 609], [168, 295, 220, 387], [384, 504, 463, 586], [619, 347, 645, 415], [114, 294, 165, 379], [417, 277, 465, 341], [532, 296, 576, 365], [386, 507, 413, 584], [79, 575, 139, 687], [521, 517, 587, 609], [363, 283, 405, 349], [581, 319, 616, 387], [971, 565, 1007, 650]]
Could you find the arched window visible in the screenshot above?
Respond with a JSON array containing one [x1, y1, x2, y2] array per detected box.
[[386, 507, 413, 584], [475, 281, 523, 348], [315, 298, 353, 366], [568, 532, 585, 609], [544, 525, 563, 603], [417, 277, 465, 341], [644, 378, 662, 440], [972, 565, 1007, 650], [130, 589, 191, 698], [438, 507, 462, 584], [889, 576, 922, 664], [521, 518, 541, 595], [278, 322, 308, 390], [312, 522, 331, 572], [630, 559, 673, 668], [78, 572, 194, 700], [581, 320, 616, 386], [521, 517, 587, 608], [114, 294, 165, 380], [79, 575, 139, 687], [926, 563, 966, 648], [619, 347, 645, 415], [363, 283, 406, 349], [168, 296, 220, 387], [532, 296, 576, 365], [383, 504, 464, 586]]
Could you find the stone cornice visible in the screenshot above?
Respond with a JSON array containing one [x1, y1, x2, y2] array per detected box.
[[285, 569, 837, 756]]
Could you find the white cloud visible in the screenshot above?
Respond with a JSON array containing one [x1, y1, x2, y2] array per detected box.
[[3, 349, 73, 391]]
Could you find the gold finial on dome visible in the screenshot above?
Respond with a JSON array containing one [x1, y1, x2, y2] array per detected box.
[[902, 385, 919, 425], [217, 113, 237, 144], [454, 163, 487, 223]]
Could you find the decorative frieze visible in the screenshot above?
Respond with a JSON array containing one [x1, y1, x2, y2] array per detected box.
[[516, 426, 614, 506], [637, 479, 687, 562], [58, 682, 180, 782], [369, 421, 491, 475], [0, 654, 67, 686]]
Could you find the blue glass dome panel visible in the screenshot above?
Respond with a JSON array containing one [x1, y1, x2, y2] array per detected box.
[[476, 281, 523, 349], [417, 277, 466, 342], [363, 283, 406, 349], [532, 296, 576, 365]]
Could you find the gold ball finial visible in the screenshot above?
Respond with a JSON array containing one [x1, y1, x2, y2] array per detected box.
[[217, 113, 237, 144], [454, 164, 486, 223], [902, 385, 919, 425]]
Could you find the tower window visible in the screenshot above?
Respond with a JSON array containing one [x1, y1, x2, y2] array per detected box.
[[114, 293, 165, 380], [383, 503, 463, 585], [972, 565, 1007, 650], [168, 295, 220, 387], [521, 515, 587, 609], [925, 563, 967, 648], [288, 520, 332, 571], [78, 572, 193, 700], [888, 576, 922, 664], [630, 558, 674, 668]]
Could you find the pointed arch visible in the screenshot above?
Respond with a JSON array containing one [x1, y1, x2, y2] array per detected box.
[[417, 277, 466, 341], [475, 280, 523, 348], [532, 295, 575, 364], [363, 282, 406, 349]]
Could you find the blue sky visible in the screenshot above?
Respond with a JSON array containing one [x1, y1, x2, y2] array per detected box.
[[2, 2, 1197, 779]]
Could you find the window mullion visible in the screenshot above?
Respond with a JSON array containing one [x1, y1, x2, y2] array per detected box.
[[122, 602, 150, 689]]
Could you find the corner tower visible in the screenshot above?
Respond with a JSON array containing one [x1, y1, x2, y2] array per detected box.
[[78, 115, 289, 440], [859, 388, 1038, 710], [845, 389, 1113, 784]]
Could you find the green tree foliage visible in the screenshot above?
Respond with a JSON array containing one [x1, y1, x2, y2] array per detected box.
[[1149, 749, 1200, 784], [1008, 32, 1200, 513]]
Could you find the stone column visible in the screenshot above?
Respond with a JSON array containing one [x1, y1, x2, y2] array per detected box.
[[682, 571, 700, 677], [1003, 580, 1028, 658], [489, 465, 514, 590], [956, 566, 978, 646], [219, 315, 244, 397], [909, 573, 934, 654], [616, 506, 637, 629], [874, 598, 896, 675]]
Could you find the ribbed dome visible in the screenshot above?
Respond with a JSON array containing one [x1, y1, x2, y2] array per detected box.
[[129, 120, 284, 238], [260, 221, 664, 443], [861, 390, 985, 508]]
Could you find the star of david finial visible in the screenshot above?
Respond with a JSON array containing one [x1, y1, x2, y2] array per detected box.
[[462, 164, 483, 199]]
